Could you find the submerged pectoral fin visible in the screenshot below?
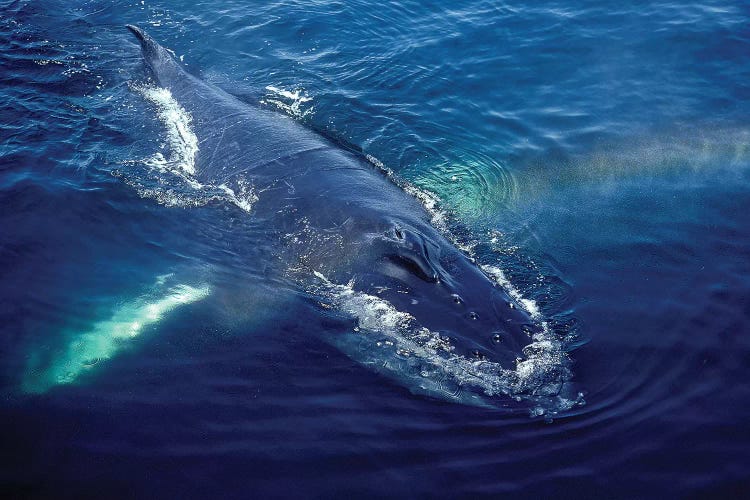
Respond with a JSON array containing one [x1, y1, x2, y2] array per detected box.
[[22, 279, 211, 394]]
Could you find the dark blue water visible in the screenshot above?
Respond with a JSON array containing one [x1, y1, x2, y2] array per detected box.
[[2, 0, 750, 497]]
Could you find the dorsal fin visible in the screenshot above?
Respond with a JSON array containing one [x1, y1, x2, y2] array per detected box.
[[126, 25, 183, 86]]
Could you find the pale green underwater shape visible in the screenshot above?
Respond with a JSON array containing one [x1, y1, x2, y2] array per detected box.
[[23, 283, 211, 394], [413, 126, 750, 222]]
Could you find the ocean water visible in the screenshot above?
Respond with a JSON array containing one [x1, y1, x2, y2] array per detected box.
[[2, 0, 750, 497]]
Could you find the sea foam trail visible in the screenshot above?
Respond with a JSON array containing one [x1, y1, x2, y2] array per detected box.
[[140, 86, 199, 176], [312, 272, 581, 414], [125, 85, 258, 213], [261, 85, 314, 119], [481, 264, 542, 319]]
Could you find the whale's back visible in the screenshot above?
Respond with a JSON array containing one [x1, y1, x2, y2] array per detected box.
[[127, 24, 332, 185]]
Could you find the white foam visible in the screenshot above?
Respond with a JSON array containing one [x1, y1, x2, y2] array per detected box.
[[365, 154, 450, 232], [139, 86, 199, 176], [403, 183, 450, 232], [262, 85, 313, 119], [313, 273, 576, 413], [126, 85, 258, 214], [480, 264, 542, 319], [218, 178, 258, 213]]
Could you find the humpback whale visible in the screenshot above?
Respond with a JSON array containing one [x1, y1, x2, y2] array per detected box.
[[44, 25, 571, 408]]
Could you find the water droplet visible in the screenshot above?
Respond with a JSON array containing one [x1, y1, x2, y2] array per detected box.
[[470, 349, 485, 360]]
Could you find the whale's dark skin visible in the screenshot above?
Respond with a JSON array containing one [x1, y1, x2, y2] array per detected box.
[[127, 25, 542, 394]]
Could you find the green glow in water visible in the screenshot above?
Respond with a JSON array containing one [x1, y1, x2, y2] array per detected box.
[[23, 283, 210, 394]]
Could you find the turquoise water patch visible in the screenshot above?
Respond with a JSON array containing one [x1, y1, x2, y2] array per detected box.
[[22, 278, 210, 394]]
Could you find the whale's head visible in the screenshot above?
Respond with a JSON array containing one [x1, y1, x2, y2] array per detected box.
[[350, 220, 542, 369], [311, 216, 569, 406]]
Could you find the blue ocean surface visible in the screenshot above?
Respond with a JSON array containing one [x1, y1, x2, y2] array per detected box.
[[2, 0, 750, 497]]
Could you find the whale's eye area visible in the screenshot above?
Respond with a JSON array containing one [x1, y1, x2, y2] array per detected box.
[[384, 225, 441, 283], [390, 253, 439, 283]]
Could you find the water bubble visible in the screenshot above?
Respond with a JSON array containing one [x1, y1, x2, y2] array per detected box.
[[470, 349, 486, 360], [530, 407, 545, 418], [492, 333, 503, 343], [469, 311, 479, 320]]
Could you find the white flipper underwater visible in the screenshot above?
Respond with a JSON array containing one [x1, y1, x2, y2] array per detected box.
[[22, 276, 210, 394]]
